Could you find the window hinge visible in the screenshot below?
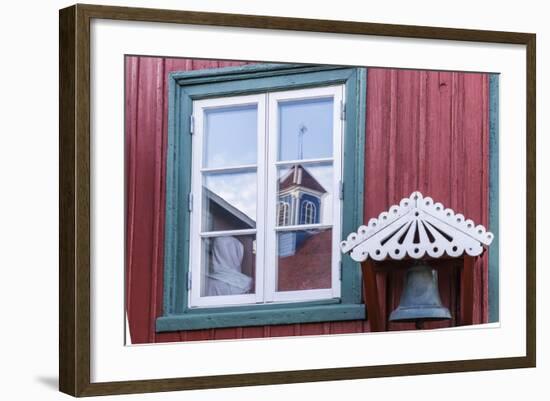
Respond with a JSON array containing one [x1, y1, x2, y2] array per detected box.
[[339, 180, 344, 200], [187, 271, 192, 290], [340, 100, 346, 121], [189, 115, 195, 135], [188, 192, 193, 212]]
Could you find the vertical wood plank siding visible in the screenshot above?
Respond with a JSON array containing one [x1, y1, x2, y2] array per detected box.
[[364, 69, 489, 331], [125, 57, 490, 343]]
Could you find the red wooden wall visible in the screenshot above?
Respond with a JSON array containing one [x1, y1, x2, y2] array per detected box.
[[125, 57, 489, 344]]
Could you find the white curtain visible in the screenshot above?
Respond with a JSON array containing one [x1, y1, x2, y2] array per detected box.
[[206, 236, 253, 296]]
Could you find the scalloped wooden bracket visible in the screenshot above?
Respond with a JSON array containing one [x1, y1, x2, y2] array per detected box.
[[340, 191, 494, 262]]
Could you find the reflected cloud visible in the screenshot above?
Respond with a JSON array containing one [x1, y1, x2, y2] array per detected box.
[[203, 171, 257, 229]]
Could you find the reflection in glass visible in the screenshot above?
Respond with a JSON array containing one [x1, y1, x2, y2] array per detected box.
[[276, 163, 333, 226], [277, 229, 332, 291], [278, 97, 333, 161], [201, 171, 257, 232], [204, 105, 257, 168], [200, 235, 256, 297]]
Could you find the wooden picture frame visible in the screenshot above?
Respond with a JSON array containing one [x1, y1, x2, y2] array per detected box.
[[59, 3, 536, 397]]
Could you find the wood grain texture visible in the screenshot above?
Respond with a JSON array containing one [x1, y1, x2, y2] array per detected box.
[[78, 3, 533, 45], [59, 5, 76, 395], [59, 4, 536, 396], [363, 69, 490, 331], [461, 256, 476, 325], [361, 261, 382, 332], [77, 356, 537, 397], [526, 34, 536, 367], [59, 4, 93, 396]]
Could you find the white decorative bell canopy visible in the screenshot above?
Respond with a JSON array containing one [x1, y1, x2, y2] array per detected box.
[[340, 191, 494, 262]]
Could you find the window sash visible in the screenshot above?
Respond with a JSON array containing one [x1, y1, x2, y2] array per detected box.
[[266, 85, 344, 303], [189, 93, 266, 308], [189, 86, 344, 308]]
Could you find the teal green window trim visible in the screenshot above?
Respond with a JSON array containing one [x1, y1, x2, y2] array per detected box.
[[158, 63, 366, 332], [488, 74, 500, 323]]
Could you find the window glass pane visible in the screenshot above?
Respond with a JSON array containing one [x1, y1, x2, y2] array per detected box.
[[204, 105, 257, 168], [276, 163, 333, 226], [278, 97, 333, 161], [202, 171, 256, 232], [276, 228, 332, 291], [200, 235, 256, 297]]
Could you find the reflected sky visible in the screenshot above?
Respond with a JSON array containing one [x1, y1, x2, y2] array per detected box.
[[204, 105, 257, 168], [203, 171, 257, 226], [278, 97, 333, 161], [200, 97, 336, 231]]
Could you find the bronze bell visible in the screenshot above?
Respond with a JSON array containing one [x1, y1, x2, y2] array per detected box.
[[389, 263, 451, 328]]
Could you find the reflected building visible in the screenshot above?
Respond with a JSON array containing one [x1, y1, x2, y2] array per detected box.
[[277, 164, 327, 257], [204, 163, 327, 258], [203, 163, 331, 292], [202, 188, 256, 232], [277, 164, 326, 226]]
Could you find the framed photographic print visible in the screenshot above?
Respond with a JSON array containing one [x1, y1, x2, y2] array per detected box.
[[59, 3, 536, 397]]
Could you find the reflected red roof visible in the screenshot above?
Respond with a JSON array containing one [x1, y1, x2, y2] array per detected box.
[[278, 164, 326, 194]]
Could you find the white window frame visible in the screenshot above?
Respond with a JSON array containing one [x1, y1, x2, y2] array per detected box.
[[301, 200, 317, 225], [189, 85, 344, 308], [266, 85, 344, 303], [277, 200, 290, 226], [189, 93, 266, 308]]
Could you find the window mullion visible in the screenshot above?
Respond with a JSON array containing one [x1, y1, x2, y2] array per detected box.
[[263, 92, 275, 303], [253, 94, 267, 305]]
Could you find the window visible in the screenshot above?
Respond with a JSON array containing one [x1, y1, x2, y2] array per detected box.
[[158, 64, 366, 331], [301, 201, 317, 225], [277, 201, 290, 226], [190, 86, 343, 307]]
